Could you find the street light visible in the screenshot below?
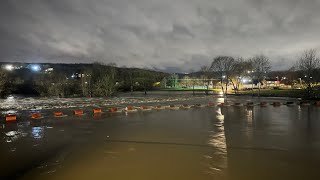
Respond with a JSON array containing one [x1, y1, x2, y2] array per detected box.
[[298, 78, 302, 87], [4, 64, 14, 71], [30, 64, 41, 72]]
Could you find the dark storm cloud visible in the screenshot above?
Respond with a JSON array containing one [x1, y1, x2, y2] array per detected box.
[[1, 0, 320, 72]]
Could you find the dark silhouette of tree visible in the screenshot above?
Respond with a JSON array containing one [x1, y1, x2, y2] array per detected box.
[[250, 54, 271, 96], [200, 66, 211, 95], [297, 49, 320, 98], [229, 58, 252, 94], [210, 56, 235, 96], [0, 69, 8, 97]]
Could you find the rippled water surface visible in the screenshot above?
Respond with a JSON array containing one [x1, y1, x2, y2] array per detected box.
[[1, 95, 320, 180]]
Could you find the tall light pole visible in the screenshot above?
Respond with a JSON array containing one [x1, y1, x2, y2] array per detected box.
[[248, 70, 254, 96]]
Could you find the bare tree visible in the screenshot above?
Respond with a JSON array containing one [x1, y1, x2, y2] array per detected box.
[[297, 49, 320, 98], [285, 66, 298, 88], [180, 75, 190, 88], [200, 66, 210, 95], [229, 57, 252, 94], [0, 69, 8, 97], [189, 70, 197, 96], [210, 56, 235, 96], [161, 77, 167, 88], [81, 67, 93, 97], [250, 54, 271, 96]]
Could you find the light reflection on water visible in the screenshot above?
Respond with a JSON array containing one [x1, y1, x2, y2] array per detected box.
[[4, 130, 28, 143], [209, 108, 227, 154], [3, 122, 31, 143], [245, 108, 254, 140], [204, 107, 228, 177], [31, 127, 44, 139], [2, 122, 47, 143], [246, 108, 253, 125]]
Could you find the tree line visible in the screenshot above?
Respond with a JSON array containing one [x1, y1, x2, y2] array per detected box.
[[205, 49, 320, 98], [0, 63, 167, 98]]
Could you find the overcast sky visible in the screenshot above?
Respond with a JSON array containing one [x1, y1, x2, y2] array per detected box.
[[1, 0, 320, 72]]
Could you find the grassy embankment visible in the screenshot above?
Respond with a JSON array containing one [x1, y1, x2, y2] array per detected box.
[[159, 88, 221, 93], [159, 88, 309, 98], [237, 89, 304, 98]]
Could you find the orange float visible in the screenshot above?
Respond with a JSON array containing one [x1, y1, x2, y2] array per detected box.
[[53, 111, 67, 117], [140, 106, 152, 111], [31, 113, 43, 119], [6, 115, 17, 122], [74, 110, 84, 115], [110, 107, 122, 113], [93, 109, 102, 114], [110, 107, 117, 112], [125, 106, 138, 112]]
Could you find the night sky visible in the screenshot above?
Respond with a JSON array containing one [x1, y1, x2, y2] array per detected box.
[[1, 0, 320, 72]]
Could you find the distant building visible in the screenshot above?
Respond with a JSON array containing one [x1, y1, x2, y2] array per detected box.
[[266, 78, 279, 87]]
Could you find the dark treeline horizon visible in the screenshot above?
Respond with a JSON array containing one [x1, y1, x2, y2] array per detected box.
[[0, 62, 168, 98]]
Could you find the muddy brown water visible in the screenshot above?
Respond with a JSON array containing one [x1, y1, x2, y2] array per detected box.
[[1, 96, 320, 180]]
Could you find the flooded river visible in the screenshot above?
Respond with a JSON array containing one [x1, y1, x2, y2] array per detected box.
[[1, 95, 320, 179]]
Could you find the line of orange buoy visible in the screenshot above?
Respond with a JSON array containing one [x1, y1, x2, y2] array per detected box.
[[139, 106, 153, 111], [54, 111, 68, 117], [93, 109, 102, 114], [74, 110, 85, 115], [5, 115, 17, 122], [125, 106, 138, 112], [31, 113, 44, 119], [3, 100, 320, 122]]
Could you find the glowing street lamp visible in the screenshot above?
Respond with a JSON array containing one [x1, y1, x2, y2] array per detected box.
[[30, 64, 41, 72], [4, 64, 14, 71]]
